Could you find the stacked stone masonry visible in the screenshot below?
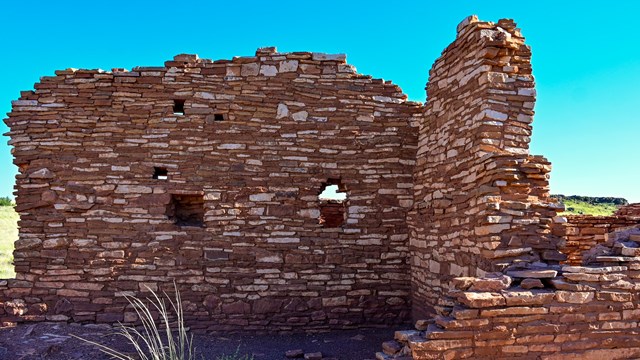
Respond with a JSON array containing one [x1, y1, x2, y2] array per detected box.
[[379, 224, 640, 359], [3, 14, 640, 359], [409, 16, 563, 319], [2, 46, 420, 330], [616, 203, 640, 217], [557, 215, 640, 266]]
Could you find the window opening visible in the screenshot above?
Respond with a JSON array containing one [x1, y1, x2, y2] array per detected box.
[[173, 99, 185, 115], [153, 167, 168, 180], [318, 179, 347, 228], [214, 113, 224, 121], [318, 184, 347, 201], [167, 194, 204, 227]]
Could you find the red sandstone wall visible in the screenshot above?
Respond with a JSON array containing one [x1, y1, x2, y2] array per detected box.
[[394, 262, 640, 359], [409, 16, 563, 318], [557, 215, 640, 265], [616, 203, 640, 217], [2, 49, 421, 330]]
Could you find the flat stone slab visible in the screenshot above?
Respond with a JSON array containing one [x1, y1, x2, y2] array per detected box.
[[506, 270, 557, 278], [395, 330, 422, 342], [562, 265, 627, 274], [595, 256, 640, 262]]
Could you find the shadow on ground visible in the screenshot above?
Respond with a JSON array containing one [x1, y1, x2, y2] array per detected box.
[[0, 322, 400, 360]]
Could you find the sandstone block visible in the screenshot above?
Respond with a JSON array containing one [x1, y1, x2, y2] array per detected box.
[[506, 270, 557, 279], [520, 278, 544, 289], [555, 291, 594, 304], [457, 292, 505, 308], [382, 340, 403, 355], [502, 290, 555, 306], [469, 274, 512, 292]]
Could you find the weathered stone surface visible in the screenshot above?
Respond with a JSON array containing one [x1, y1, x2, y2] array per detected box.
[[382, 340, 403, 355], [506, 270, 558, 279], [285, 349, 304, 358], [395, 330, 421, 342], [457, 292, 506, 308], [520, 278, 544, 289], [4, 299, 27, 316], [53, 298, 73, 315], [501, 290, 555, 306], [555, 291, 594, 304], [29, 168, 54, 179], [469, 274, 512, 292], [562, 265, 627, 274]]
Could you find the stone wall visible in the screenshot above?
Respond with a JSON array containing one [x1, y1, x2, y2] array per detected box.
[[376, 16, 640, 360], [384, 261, 640, 359], [2, 49, 421, 330], [380, 224, 640, 359], [558, 215, 640, 265], [409, 16, 563, 319], [616, 203, 640, 217], [5, 14, 640, 358]]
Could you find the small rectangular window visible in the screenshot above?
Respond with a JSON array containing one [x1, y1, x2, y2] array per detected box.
[[214, 113, 224, 121], [153, 167, 168, 180], [173, 100, 185, 115], [167, 194, 204, 227]]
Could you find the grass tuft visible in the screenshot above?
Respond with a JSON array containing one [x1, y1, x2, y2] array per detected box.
[[72, 283, 196, 360]]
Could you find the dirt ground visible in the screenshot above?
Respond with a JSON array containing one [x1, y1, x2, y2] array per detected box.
[[0, 322, 399, 360]]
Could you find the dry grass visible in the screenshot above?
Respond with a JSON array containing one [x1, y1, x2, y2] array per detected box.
[[0, 206, 17, 278], [72, 284, 196, 360]]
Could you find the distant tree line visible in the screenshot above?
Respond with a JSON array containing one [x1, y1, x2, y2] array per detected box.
[[0, 197, 14, 206], [551, 194, 628, 206]]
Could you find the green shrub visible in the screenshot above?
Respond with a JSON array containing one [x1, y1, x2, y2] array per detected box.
[[0, 197, 13, 206]]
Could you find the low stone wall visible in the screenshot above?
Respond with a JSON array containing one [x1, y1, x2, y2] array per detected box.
[[381, 264, 640, 359], [380, 224, 640, 359], [616, 203, 640, 217], [559, 215, 640, 265]]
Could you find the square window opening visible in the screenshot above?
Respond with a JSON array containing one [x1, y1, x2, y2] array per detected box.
[[167, 194, 204, 227], [173, 99, 185, 115], [214, 113, 224, 121]]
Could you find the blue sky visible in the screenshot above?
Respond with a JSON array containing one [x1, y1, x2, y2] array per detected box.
[[1, 1, 638, 202]]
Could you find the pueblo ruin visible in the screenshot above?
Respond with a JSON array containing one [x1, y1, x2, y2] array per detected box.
[[3, 15, 640, 359]]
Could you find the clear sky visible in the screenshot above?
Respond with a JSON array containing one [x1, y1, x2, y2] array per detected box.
[[1, 1, 638, 202]]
